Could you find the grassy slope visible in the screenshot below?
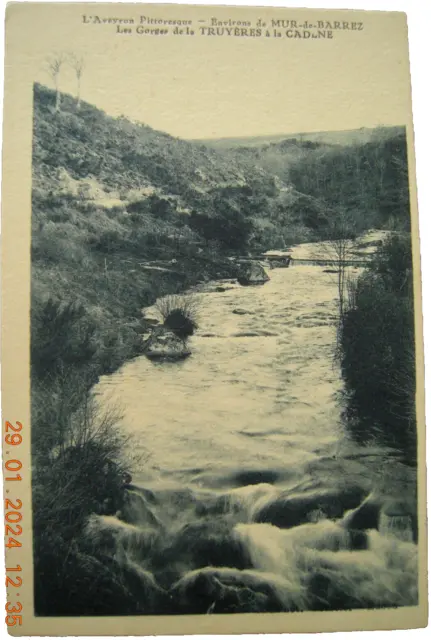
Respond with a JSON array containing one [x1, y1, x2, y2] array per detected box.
[[32, 82, 286, 211], [32, 83, 277, 305]]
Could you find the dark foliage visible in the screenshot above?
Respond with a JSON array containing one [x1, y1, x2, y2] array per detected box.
[[288, 132, 411, 232], [155, 294, 200, 339], [31, 298, 97, 379], [340, 233, 416, 463], [164, 309, 197, 339], [189, 210, 253, 250]]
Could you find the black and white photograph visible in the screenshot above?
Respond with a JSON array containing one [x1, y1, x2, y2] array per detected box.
[[1, 2, 427, 634]]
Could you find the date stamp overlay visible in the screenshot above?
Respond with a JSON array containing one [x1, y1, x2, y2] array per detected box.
[[3, 422, 24, 629]]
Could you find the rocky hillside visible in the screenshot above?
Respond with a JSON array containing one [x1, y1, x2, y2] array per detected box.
[[34, 83, 290, 221], [33, 82, 339, 263], [33, 83, 410, 271], [216, 129, 410, 231], [33, 83, 308, 415], [33, 84, 279, 208]]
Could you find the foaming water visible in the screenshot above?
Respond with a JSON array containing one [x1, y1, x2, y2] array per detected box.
[[379, 513, 415, 543], [92, 263, 418, 613]]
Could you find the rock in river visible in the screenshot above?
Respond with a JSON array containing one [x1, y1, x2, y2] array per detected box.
[[237, 261, 270, 286], [143, 326, 191, 361], [254, 485, 368, 529], [232, 308, 252, 315], [170, 566, 295, 614]]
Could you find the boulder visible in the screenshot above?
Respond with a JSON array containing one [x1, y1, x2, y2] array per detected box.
[[340, 493, 382, 532], [267, 255, 292, 269], [143, 326, 191, 361], [232, 469, 281, 486], [237, 261, 270, 286], [340, 493, 418, 542], [120, 489, 163, 530], [232, 308, 252, 315], [170, 567, 292, 614], [156, 519, 252, 575], [36, 545, 150, 616], [254, 485, 367, 529]]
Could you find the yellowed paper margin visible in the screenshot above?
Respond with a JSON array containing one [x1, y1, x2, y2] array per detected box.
[[1, 2, 428, 635]]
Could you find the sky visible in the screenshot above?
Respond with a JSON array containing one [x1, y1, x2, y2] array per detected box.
[[21, 3, 413, 140]]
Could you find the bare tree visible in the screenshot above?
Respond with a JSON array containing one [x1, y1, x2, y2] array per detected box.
[[316, 208, 358, 321], [68, 53, 85, 109], [331, 211, 358, 320], [45, 52, 66, 111]]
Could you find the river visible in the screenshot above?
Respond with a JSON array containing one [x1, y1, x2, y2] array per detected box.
[[92, 257, 418, 614]]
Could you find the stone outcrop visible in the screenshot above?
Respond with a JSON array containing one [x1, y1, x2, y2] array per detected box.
[[237, 261, 270, 286], [340, 492, 418, 543], [253, 485, 368, 529], [143, 326, 191, 361], [170, 566, 292, 614], [267, 255, 293, 269]]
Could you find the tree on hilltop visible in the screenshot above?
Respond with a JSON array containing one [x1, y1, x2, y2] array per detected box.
[[67, 53, 85, 109], [45, 52, 67, 112]]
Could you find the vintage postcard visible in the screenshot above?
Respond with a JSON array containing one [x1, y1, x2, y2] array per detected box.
[[1, 1, 428, 635]]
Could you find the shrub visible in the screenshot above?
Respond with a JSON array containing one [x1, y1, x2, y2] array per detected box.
[[126, 198, 150, 215], [339, 233, 416, 463], [31, 297, 97, 380], [189, 210, 253, 251], [155, 294, 200, 339], [88, 228, 131, 253], [32, 391, 147, 615], [34, 396, 130, 522], [369, 231, 413, 293], [32, 222, 88, 264]]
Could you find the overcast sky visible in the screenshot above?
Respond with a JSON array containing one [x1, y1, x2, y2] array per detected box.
[[23, 4, 412, 139]]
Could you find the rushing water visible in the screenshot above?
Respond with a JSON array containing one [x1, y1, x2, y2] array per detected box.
[[93, 261, 418, 614]]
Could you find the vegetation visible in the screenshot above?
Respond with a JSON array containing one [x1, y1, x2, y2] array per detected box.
[[155, 294, 200, 339], [44, 53, 66, 112], [317, 209, 360, 320], [287, 130, 411, 233], [67, 52, 85, 109], [221, 128, 410, 245], [339, 233, 416, 464], [31, 294, 149, 613], [33, 393, 155, 616]]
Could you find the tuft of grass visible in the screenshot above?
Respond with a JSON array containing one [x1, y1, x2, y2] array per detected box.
[[155, 294, 200, 339], [32, 388, 149, 615]]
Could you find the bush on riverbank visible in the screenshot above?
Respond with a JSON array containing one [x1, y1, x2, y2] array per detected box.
[[155, 294, 200, 339], [32, 388, 146, 615], [339, 233, 416, 463]]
